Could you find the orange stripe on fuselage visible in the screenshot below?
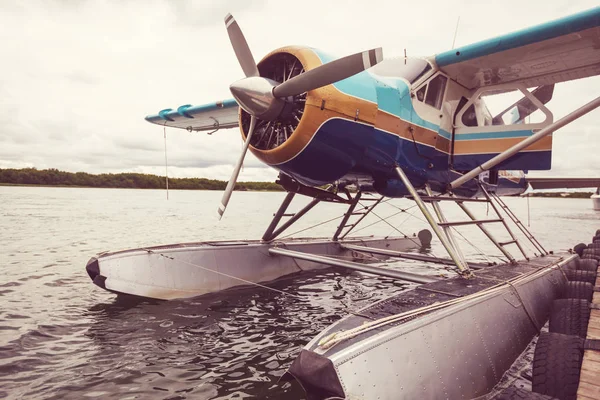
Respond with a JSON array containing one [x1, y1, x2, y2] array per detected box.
[[453, 136, 553, 155], [375, 110, 438, 148]]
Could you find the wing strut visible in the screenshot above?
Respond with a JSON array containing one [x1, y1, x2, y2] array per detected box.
[[450, 96, 600, 190]]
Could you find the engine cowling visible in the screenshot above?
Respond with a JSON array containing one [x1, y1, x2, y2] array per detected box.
[[239, 46, 378, 184]]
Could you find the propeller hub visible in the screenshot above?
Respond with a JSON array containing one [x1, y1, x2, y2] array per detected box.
[[229, 77, 285, 121]]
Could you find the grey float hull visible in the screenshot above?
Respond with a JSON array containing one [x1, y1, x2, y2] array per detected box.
[[288, 253, 577, 400], [86, 236, 422, 300]]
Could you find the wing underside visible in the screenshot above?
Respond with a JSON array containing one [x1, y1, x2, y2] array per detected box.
[[145, 99, 240, 132], [435, 7, 600, 89]]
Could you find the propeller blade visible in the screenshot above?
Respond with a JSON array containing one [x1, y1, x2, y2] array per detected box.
[[272, 48, 383, 98], [218, 116, 257, 220], [224, 13, 259, 78]]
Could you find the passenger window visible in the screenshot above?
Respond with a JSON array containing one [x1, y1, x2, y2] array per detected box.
[[416, 85, 426, 102], [425, 75, 447, 109]]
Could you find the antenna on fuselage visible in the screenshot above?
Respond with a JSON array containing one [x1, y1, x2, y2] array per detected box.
[[452, 16, 461, 49]]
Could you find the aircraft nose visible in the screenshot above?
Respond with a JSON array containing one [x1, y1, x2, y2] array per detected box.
[[229, 76, 282, 120]]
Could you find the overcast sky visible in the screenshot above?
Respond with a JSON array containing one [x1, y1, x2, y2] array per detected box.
[[1, 0, 599, 182]]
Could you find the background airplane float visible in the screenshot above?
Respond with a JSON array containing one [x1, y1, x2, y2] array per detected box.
[[87, 7, 600, 400]]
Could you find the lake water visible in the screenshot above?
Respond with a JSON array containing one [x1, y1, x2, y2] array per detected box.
[[1, 186, 599, 399]]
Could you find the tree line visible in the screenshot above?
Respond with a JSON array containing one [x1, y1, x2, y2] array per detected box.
[[528, 191, 593, 198], [0, 168, 283, 191]]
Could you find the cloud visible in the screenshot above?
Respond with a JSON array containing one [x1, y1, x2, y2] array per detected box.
[[1, 0, 599, 183]]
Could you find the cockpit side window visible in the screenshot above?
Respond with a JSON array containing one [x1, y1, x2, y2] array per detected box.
[[416, 85, 426, 102], [424, 75, 447, 109]]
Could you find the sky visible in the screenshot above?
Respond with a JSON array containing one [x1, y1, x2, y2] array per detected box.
[[1, 0, 599, 182]]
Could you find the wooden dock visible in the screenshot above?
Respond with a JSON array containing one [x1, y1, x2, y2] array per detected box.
[[577, 268, 600, 400]]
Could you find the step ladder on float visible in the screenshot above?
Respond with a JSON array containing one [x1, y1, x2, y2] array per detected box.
[[337, 165, 551, 280]]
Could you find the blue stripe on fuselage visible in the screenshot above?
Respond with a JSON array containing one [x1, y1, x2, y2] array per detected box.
[[453, 151, 551, 171], [442, 129, 536, 141]]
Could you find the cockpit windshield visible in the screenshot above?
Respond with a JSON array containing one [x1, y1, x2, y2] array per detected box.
[[370, 57, 431, 83]]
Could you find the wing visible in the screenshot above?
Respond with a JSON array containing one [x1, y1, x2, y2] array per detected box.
[[527, 177, 600, 189], [145, 98, 239, 132], [435, 7, 600, 89]]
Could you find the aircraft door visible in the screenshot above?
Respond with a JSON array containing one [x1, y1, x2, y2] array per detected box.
[[410, 73, 454, 169]]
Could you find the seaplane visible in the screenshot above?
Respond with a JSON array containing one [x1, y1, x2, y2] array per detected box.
[[86, 7, 600, 400]]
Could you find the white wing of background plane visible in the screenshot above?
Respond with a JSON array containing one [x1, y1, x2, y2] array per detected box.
[[527, 177, 600, 189], [145, 99, 239, 132], [434, 7, 600, 89]]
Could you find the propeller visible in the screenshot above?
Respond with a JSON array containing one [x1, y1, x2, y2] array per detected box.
[[218, 14, 258, 220], [272, 48, 383, 98], [218, 13, 383, 219], [218, 115, 256, 220]]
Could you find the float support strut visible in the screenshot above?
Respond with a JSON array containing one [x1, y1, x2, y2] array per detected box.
[[262, 194, 320, 242], [332, 192, 362, 241], [394, 166, 472, 277], [269, 247, 437, 284], [262, 192, 296, 241], [425, 184, 468, 268]]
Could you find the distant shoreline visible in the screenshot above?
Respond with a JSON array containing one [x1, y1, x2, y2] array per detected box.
[[526, 192, 594, 199], [0, 183, 280, 191], [0, 168, 594, 197], [0, 168, 284, 192]]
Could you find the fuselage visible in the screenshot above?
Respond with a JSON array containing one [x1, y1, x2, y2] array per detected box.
[[242, 47, 551, 198]]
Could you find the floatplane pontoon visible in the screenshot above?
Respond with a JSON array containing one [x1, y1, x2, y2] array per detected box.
[[87, 7, 600, 400]]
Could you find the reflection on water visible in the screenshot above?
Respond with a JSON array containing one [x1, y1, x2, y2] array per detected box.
[[0, 187, 598, 399]]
